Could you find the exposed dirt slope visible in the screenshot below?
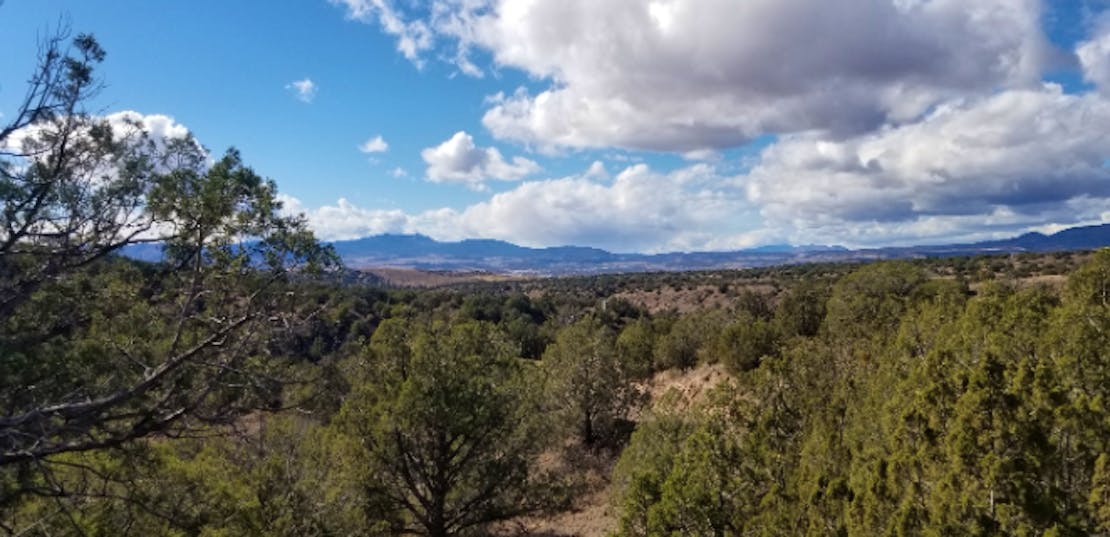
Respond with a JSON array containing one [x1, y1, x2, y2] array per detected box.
[[496, 364, 730, 536]]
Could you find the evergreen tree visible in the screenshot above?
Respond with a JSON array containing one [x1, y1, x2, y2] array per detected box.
[[335, 321, 546, 537], [545, 316, 645, 446]]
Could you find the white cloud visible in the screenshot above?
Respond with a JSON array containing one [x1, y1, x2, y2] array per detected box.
[[747, 85, 1110, 245], [286, 78, 317, 103], [109, 111, 192, 142], [1078, 15, 1110, 93], [389, 166, 408, 178], [281, 87, 1110, 250], [359, 134, 389, 153], [4, 110, 200, 167], [421, 131, 540, 189], [279, 162, 756, 252], [329, 0, 433, 65], [583, 160, 608, 180], [451, 163, 746, 251], [2, 111, 203, 242], [682, 149, 721, 162], [278, 194, 419, 240], [352, 0, 1049, 152]]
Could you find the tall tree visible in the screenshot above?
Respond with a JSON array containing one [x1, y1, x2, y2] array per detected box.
[[0, 29, 336, 505]]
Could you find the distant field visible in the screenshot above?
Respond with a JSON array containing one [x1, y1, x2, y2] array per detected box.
[[363, 266, 529, 287]]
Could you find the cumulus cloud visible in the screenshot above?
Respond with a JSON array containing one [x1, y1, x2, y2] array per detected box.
[[279, 162, 756, 252], [278, 194, 419, 240], [286, 78, 317, 103], [1078, 16, 1110, 92], [1, 111, 204, 241], [421, 131, 540, 188], [747, 85, 1110, 245], [109, 111, 192, 141], [343, 0, 1048, 152], [450, 163, 746, 251], [359, 135, 389, 153], [4, 110, 199, 164], [278, 194, 458, 241]]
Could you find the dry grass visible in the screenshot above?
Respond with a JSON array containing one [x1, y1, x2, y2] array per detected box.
[[613, 283, 778, 314], [1013, 274, 1068, 289], [646, 363, 731, 410]]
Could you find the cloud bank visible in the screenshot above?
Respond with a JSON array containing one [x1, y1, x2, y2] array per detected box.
[[281, 161, 758, 252], [748, 85, 1110, 242]]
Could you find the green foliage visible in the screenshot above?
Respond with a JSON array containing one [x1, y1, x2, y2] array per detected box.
[[335, 320, 547, 536], [641, 406, 747, 536], [612, 252, 1110, 537], [774, 280, 830, 338], [715, 312, 780, 374], [825, 261, 927, 340], [614, 378, 801, 537], [616, 318, 657, 379], [732, 289, 774, 322], [611, 394, 695, 537], [1, 416, 364, 537], [0, 147, 336, 466], [0, 31, 338, 515], [545, 316, 645, 446], [653, 311, 726, 370], [1092, 454, 1110, 533]]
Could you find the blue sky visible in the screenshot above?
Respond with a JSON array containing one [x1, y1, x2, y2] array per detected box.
[[2, 0, 1109, 252]]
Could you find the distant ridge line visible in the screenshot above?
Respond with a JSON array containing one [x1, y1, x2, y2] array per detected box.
[[318, 223, 1110, 275]]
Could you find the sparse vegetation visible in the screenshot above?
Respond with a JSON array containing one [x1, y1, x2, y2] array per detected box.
[[6, 233, 1109, 535]]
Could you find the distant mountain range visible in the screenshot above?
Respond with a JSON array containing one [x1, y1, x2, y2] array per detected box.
[[324, 223, 1110, 275], [118, 223, 1110, 275]]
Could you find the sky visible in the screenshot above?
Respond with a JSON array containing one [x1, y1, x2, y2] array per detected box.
[[1, 0, 1110, 253]]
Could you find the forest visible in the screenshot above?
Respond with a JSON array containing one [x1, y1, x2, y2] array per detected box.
[[4, 30, 1110, 537]]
